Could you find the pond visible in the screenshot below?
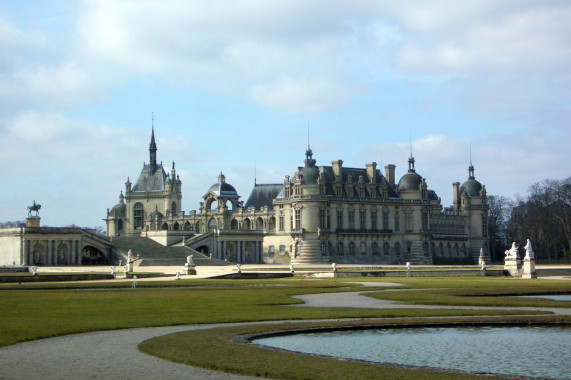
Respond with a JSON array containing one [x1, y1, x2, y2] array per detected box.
[[254, 326, 571, 379], [520, 294, 571, 301]]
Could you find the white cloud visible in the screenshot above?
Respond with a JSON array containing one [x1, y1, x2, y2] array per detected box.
[[359, 130, 571, 207]]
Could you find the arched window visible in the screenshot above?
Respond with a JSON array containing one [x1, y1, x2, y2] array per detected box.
[[208, 218, 217, 230], [372, 242, 379, 255], [454, 243, 459, 256], [162, 222, 169, 230], [438, 243, 444, 256], [133, 202, 144, 229], [184, 221, 191, 231], [243, 218, 251, 230], [383, 242, 390, 255], [256, 217, 264, 230], [446, 242, 451, 256], [268, 217, 276, 233], [461, 243, 467, 256], [195, 221, 201, 233], [360, 241, 367, 255], [117, 219, 123, 231], [171, 201, 177, 216], [349, 242, 356, 255], [394, 242, 401, 256], [231, 219, 238, 230], [173, 222, 180, 231], [337, 242, 344, 256]]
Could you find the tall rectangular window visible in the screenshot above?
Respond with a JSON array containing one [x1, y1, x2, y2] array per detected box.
[[405, 213, 413, 232], [279, 215, 284, 231], [422, 212, 428, 231], [371, 211, 377, 230], [294, 209, 301, 231], [359, 211, 366, 229], [394, 210, 400, 232], [382, 210, 389, 230], [348, 211, 355, 229], [319, 209, 326, 229], [337, 210, 343, 229]]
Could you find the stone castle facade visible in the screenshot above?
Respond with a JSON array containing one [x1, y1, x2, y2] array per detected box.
[[106, 130, 489, 265]]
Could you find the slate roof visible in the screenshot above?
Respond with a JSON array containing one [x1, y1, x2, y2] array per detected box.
[[244, 184, 283, 210], [132, 164, 168, 192]]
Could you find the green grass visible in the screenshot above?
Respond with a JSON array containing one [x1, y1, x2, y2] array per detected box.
[[139, 315, 569, 380], [1, 276, 570, 378]]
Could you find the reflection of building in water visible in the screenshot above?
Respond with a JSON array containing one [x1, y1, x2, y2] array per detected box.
[[105, 130, 489, 265]]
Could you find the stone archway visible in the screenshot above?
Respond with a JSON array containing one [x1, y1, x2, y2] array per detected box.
[[81, 246, 107, 265]]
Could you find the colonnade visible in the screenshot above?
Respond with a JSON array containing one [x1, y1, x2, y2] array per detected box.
[[22, 238, 83, 266], [214, 239, 263, 263]]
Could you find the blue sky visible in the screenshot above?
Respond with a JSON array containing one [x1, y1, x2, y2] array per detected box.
[[1, 1, 570, 228]]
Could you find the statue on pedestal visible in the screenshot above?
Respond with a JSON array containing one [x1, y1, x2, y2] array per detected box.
[[524, 239, 535, 260]]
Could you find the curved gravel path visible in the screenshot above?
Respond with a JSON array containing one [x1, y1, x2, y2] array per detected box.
[[0, 324, 262, 380], [1, 283, 569, 380]]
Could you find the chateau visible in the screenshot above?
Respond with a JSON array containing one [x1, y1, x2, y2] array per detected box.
[[105, 130, 490, 265]]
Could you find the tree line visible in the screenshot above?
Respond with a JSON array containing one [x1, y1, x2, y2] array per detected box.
[[487, 177, 571, 263]]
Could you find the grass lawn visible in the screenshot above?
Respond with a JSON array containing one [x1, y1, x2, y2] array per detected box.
[[139, 315, 568, 380], [1, 276, 570, 378]]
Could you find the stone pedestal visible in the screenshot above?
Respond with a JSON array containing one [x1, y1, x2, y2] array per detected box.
[[127, 262, 134, 272], [185, 264, 196, 275], [504, 258, 520, 276], [26, 217, 40, 228], [522, 259, 537, 279]]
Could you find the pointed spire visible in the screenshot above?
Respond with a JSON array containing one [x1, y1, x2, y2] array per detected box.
[[149, 114, 157, 174], [468, 144, 475, 179]]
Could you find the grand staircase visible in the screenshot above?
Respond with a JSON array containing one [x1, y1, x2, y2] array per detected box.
[[110, 236, 229, 266]]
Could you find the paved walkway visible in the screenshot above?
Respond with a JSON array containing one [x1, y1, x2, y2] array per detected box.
[[1, 281, 569, 379]]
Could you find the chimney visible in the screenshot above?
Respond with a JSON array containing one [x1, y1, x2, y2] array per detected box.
[[366, 162, 377, 183], [385, 164, 396, 186], [331, 160, 343, 180], [452, 182, 460, 211]]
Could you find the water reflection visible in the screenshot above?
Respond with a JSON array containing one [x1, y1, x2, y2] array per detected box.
[[255, 326, 570, 379]]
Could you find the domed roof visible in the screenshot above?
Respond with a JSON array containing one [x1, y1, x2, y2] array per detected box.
[[397, 156, 422, 192], [460, 179, 482, 197], [460, 164, 482, 197], [208, 172, 239, 197], [398, 172, 422, 191], [298, 166, 319, 185], [109, 192, 126, 217]]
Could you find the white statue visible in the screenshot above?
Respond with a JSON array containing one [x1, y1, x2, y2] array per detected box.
[[175, 272, 181, 280], [480, 261, 486, 270], [406, 262, 411, 270], [131, 275, 137, 289], [290, 264, 294, 273], [186, 255, 194, 266], [332, 262, 337, 272], [236, 263, 241, 273], [127, 249, 133, 263], [479, 247, 484, 259], [32, 266, 38, 276], [505, 242, 519, 259], [524, 239, 535, 260], [110, 266, 115, 275]]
